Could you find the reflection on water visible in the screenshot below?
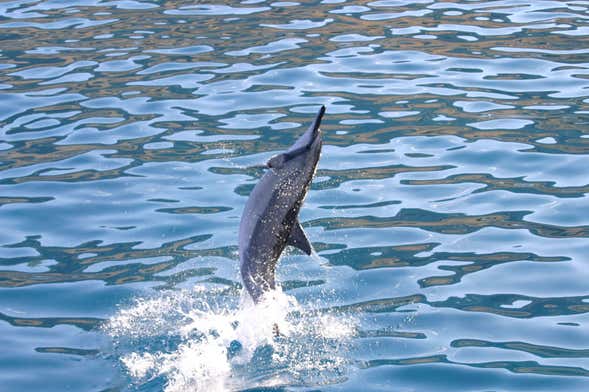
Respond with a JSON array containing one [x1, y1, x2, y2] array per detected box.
[[1, 0, 589, 391]]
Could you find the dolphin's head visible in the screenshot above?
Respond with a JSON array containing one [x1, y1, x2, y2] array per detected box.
[[285, 105, 325, 155], [266, 106, 325, 177]]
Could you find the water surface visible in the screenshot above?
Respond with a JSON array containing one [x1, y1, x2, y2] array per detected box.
[[1, 0, 589, 391]]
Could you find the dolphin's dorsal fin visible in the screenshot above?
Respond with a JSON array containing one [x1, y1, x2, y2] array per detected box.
[[266, 154, 286, 169], [287, 220, 313, 255]]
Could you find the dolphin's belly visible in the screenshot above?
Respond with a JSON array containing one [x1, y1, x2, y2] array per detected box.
[[241, 214, 289, 266], [239, 190, 295, 300], [239, 218, 290, 301], [238, 171, 278, 250]]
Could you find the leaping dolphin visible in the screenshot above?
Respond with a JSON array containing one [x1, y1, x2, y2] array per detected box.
[[239, 106, 325, 303]]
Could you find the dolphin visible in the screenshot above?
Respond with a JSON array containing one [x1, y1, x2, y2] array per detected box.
[[239, 106, 325, 303]]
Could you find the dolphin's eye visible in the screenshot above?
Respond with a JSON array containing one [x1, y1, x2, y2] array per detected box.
[[266, 154, 287, 169]]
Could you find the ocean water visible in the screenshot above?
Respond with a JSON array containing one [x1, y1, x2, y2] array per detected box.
[[1, 0, 589, 391]]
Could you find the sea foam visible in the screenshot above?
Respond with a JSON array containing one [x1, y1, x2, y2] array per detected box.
[[105, 286, 355, 391]]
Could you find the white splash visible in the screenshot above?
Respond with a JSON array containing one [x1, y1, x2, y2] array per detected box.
[[105, 286, 355, 391]]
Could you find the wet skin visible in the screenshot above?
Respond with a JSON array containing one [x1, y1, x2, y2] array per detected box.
[[239, 106, 325, 303]]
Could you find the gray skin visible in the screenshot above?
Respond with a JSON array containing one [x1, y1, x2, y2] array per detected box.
[[239, 106, 325, 303]]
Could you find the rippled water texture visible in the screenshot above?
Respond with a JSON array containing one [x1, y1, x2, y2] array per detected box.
[[2, 0, 589, 391]]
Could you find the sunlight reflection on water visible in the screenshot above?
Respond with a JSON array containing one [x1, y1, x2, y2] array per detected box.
[[1, 0, 589, 390]]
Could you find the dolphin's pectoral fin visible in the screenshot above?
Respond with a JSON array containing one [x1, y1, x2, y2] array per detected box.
[[287, 220, 313, 255]]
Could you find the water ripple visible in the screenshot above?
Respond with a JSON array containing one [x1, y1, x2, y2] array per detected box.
[[1, 0, 588, 390]]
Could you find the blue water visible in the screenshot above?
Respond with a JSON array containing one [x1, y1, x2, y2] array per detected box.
[[1, 0, 589, 391]]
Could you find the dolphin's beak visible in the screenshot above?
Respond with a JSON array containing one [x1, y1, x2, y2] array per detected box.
[[309, 105, 326, 141], [286, 105, 325, 154]]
